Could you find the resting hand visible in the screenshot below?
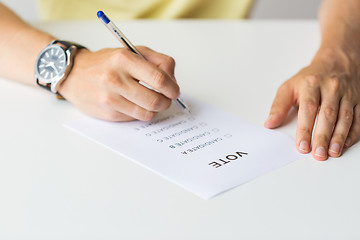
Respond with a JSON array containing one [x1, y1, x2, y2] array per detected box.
[[265, 48, 360, 160], [58, 46, 180, 122]]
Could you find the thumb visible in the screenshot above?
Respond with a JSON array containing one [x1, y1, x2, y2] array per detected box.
[[265, 84, 294, 129]]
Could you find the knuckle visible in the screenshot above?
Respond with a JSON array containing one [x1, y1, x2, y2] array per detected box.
[[147, 95, 163, 111], [333, 133, 347, 142], [314, 134, 330, 145], [297, 126, 312, 137], [342, 109, 353, 123], [98, 71, 109, 84], [140, 110, 155, 121], [143, 111, 156, 121], [111, 49, 132, 63], [152, 70, 167, 88], [164, 55, 176, 67], [323, 106, 337, 122], [304, 75, 320, 87], [163, 98, 172, 110], [302, 100, 318, 114], [132, 106, 155, 121], [99, 70, 119, 86], [327, 78, 341, 94]]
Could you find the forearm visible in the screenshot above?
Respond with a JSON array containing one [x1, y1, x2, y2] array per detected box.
[[0, 3, 55, 85], [318, 0, 360, 55]]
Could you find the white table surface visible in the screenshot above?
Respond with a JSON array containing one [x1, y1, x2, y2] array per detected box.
[[1, 20, 359, 240]]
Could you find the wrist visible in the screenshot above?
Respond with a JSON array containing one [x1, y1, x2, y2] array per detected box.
[[57, 48, 91, 98], [34, 40, 88, 97], [311, 43, 360, 85], [313, 42, 360, 67], [319, 28, 360, 60]]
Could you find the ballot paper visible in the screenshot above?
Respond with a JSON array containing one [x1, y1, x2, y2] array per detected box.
[[65, 96, 301, 199]]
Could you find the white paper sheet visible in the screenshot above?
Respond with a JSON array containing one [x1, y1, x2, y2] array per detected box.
[[64, 96, 301, 199]]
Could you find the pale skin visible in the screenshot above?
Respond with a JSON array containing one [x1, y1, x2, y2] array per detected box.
[[0, 1, 360, 161], [0, 3, 180, 122], [264, 0, 360, 160]]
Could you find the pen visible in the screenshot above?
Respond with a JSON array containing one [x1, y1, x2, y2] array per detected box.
[[96, 10, 190, 113]]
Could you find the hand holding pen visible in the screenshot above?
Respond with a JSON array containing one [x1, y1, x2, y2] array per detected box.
[[58, 12, 185, 121], [97, 10, 190, 113]]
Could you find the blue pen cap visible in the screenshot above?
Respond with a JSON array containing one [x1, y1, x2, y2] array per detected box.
[[97, 10, 110, 24]]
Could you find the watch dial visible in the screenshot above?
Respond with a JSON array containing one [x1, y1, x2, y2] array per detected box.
[[36, 45, 67, 83]]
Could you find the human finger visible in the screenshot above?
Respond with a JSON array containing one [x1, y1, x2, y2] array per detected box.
[[119, 50, 180, 99], [296, 80, 320, 154], [328, 99, 353, 157], [311, 79, 341, 160], [116, 77, 172, 112], [264, 83, 294, 129], [344, 104, 360, 148], [80, 104, 136, 122], [137, 46, 176, 80], [101, 94, 156, 122]]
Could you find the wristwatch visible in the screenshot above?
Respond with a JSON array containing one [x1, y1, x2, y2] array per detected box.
[[34, 40, 86, 95]]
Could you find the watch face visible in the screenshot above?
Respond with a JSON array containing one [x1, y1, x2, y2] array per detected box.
[[36, 45, 67, 84]]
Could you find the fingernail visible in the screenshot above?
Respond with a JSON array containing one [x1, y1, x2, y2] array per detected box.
[[315, 146, 326, 158], [299, 141, 310, 152], [329, 143, 340, 155], [345, 137, 351, 147]]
